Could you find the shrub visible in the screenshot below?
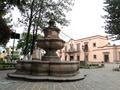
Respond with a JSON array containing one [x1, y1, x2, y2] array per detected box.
[[0, 63, 15, 70]]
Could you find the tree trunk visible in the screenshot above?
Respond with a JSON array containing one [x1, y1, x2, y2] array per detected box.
[[24, 0, 34, 55], [30, 0, 44, 55]]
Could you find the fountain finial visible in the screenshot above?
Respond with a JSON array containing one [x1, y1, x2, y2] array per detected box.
[[49, 13, 55, 27]]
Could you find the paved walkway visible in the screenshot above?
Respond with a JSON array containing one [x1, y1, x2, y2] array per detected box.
[[0, 64, 120, 90]]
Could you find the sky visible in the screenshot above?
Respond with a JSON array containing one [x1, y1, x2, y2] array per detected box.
[[6, 0, 119, 47], [60, 0, 106, 40]]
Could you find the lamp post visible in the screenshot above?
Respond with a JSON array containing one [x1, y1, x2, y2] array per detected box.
[[11, 36, 15, 62], [11, 30, 20, 62], [11, 30, 16, 62]]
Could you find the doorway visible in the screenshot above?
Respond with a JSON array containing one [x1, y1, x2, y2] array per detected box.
[[104, 54, 109, 63], [70, 56, 74, 61], [77, 55, 80, 61]]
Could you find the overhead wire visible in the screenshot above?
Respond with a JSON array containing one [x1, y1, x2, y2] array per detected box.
[[60, 30, 74, 40]]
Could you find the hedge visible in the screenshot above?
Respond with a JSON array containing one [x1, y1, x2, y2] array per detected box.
[[0, 63, 16, 70]]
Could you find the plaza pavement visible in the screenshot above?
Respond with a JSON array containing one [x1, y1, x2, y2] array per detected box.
[[0, 64, 120, 90]]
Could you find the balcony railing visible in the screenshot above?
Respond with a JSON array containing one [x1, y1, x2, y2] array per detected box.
[[65, 48, 80, 53], [84, 48, 89, 52]]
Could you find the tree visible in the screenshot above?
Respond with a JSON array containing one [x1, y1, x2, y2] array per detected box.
[[11, 51, 20, 61], [17, 32, 43, 55], [103, 0, 120, 40], [0, 0, 27, 45], [18, 0, 75, 55], [0, 15, 11, 46]]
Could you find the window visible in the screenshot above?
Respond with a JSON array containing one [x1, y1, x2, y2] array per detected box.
[[65, 55, 67, 61], [77, 55, 80, 61], [85, 55, 88, 60], [84, 44, 88, 52], [93, 43, 96, 47], [70, 44, 73, 50], [93, 55, 97, 59], [77, 43, 80, 51], [70, 56, 74, 61], [119, 52, 120, 61], [65, 46, 67, 52]]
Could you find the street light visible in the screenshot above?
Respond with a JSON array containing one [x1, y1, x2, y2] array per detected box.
[[11, 31, 20, 62]]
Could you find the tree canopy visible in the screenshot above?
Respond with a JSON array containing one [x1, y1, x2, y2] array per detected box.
[[0, 0, 75, 53], [0, 0, 27, 45], [18, 0, 75, 55], [19, 0, 74, 28], [17, 32, 43, 55], [103, 0, 120, 40]]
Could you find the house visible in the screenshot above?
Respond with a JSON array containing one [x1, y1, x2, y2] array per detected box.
[[0, 51, 7, 62], [58, 35, 120, 63]]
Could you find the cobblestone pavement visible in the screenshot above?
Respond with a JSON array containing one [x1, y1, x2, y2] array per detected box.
[[0, 64, 120, 90]]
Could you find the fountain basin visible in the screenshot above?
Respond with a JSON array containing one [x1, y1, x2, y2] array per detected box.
[[10, 60, 80, 76], [8, 60, 86, 81]]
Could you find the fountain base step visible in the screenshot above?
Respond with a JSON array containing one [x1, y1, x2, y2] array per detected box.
[[7, 70, 86, 82], [7, 60, 85, 81]]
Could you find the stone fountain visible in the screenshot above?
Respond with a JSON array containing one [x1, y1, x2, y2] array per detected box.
[[8, 19, 85, 81]]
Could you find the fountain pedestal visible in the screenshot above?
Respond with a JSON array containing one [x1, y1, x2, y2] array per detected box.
[[8, 19, 85, 81]]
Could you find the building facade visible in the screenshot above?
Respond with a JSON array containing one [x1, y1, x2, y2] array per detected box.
[[58, 35, 120, 63]]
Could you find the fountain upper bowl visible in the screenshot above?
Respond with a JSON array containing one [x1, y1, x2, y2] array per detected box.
[[37, 38, 65, 50]]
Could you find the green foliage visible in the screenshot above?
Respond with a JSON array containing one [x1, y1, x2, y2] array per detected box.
[[19, 0, 75, 55], [0, 16, 11, 46], [0, 0, 27, 45], [103, 0, 120, 39], [80, 63, 104, 69], [17, 33, 32, 54], [11, 51, 20, 60], [19, 0, 75, 29], [0, 0, 27, 15], [0, 63, 15, 70], [0, 0, 74, 49], [17, 32, 43, 54]]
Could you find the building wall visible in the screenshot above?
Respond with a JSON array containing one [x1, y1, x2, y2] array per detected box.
[[58, 35, 120, 63]]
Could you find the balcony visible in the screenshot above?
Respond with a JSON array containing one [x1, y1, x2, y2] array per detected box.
[[82, 44, 89, 52], [66, 48, 80, 53]]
